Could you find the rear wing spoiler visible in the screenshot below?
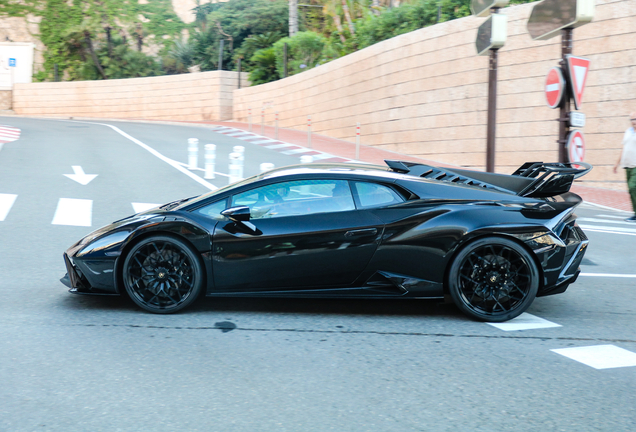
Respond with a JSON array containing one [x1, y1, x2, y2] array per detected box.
[[385, 160, 592, 198], [510, 162, 592, 197]]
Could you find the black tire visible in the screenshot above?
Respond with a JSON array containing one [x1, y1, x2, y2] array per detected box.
[[123, 235, 204, 314], [448, 237, 539, 322]]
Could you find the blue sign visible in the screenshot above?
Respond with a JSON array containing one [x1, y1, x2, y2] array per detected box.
[[8, 58, 16, 67]]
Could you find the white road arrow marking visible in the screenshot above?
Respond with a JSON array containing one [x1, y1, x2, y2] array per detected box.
[[64, 166, 98, 185]]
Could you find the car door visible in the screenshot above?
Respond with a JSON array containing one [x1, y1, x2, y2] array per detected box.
[[211, 179, 384, 292]]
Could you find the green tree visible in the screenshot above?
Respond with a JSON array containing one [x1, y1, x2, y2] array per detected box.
[[273, 31, 327, 77], [191, 0, 289, 71], [249, 47, 279, 85]]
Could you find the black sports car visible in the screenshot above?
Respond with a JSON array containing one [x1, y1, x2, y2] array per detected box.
[[61, 160, 591, 322]]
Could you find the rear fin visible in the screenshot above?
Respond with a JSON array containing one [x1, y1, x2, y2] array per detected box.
[[513, 162, 592, 198]]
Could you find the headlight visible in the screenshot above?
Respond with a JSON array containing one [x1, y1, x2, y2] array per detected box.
[[522, 232, 566, 252]]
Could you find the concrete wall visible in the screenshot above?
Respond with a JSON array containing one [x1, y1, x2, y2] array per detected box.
[[13, 71, 249, 121], [233, 0, 636, 189]]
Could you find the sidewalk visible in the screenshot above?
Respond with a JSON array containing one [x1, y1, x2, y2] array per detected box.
[[184, 120, 633, 214]]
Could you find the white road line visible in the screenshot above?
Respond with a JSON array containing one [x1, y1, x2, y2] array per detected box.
[[551, 345, 636, 370], [251, 139, 278, 144], [578, 217, 636, 226], [595, 214, 629, 219], [0, 193, 17, 221], [52, 198, 92, 227], [578, 224, 636, 235], [132, 202, 161, 213], [68, 121, 217, 191], [580, 273, 636, 278], [486, 313, 561, 331]]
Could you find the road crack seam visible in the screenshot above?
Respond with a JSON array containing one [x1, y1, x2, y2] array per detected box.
[[71, 323, 636, 344]]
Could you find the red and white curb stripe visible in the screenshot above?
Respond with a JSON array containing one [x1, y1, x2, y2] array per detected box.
[[0, 125, 21, 152], [209, 126, 352, 163], [0, 125, 20, 144]]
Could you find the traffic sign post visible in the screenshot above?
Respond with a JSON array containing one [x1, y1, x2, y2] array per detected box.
[[527, 0, 594, 41], [544, 67, 565, 109], [566, 130, 586, 164], [471, 0, 509, 18], [528, 0, 594, 163], [471, 0, 508, 173]]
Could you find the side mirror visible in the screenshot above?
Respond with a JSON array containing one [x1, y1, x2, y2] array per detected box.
[[221, 206, 258, 234], [221, 206, 251, 222]]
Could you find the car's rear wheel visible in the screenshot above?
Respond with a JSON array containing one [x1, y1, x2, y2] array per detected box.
[[123, 235, 203, 314], [448, 237, 539, 322]]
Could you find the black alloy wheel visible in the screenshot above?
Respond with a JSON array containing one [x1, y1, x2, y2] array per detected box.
[[123, 235, 204, 314], [448, 237, 539, 322]]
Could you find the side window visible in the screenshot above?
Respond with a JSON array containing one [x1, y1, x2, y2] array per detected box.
[[231, 180, 355, 219], [194, 199, 227, 220], [353, 182, 404, 208]]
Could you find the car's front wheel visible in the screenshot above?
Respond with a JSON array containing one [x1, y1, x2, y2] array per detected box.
[[123, 235, 204, 314], [448, 237, 539, 322]]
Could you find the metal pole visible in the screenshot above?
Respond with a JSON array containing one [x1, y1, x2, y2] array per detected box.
[[248, 107, 252, 132], [307, 115, 312, 148], [355, 123, 360, 160], [283, 43, 288, 78], [486, 48, 498, 173], [237, 58, 241, 89], [275, 111, 279, 139], [261, 108, 265, 135], [558, 28, 574, 164], [218, 39, 224, 71]]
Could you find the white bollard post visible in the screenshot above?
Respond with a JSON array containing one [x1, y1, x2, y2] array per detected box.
[[233, 145, 245, 180], [300, 155, 313, 164], [260, 162, 275, 173], [188, 138, 199, 170], [228, 152, 243, 184], [204, 144, 216, 179]]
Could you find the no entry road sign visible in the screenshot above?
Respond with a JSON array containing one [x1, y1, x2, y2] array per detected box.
[[566, 55, 590, 110], [566, 129, 586, 163], [545, 67, 565, 109]]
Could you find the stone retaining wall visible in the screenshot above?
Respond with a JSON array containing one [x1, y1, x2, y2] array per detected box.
[[0, 91, 11, 110], [233, 0, 636, 189], [13, 71, 249, 121]]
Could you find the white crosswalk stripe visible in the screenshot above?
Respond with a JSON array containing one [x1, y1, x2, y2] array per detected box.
[[132, 202, 161, 213], [0, 195, 169, 226], [52, 198, 93, 227], [578, 214, 636, 235], [0, 193, 17, 221]]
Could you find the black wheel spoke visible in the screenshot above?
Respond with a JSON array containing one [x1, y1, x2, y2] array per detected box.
[[124, 238, 202, 313]]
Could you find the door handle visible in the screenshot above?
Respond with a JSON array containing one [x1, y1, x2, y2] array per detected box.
[[345, 228, 378, 237]]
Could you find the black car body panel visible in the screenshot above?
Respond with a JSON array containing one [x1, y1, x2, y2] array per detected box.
[[61, 161, 591, 319]]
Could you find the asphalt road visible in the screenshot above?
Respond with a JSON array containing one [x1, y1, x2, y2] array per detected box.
[[0, 117, 635, 432]]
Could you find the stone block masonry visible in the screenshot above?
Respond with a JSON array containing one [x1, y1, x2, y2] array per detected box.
[[13, 71, 249, 122], [233, 0, 636, 190]]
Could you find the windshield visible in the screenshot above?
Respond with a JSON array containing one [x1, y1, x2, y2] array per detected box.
[[174, 173, 262, 210]]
